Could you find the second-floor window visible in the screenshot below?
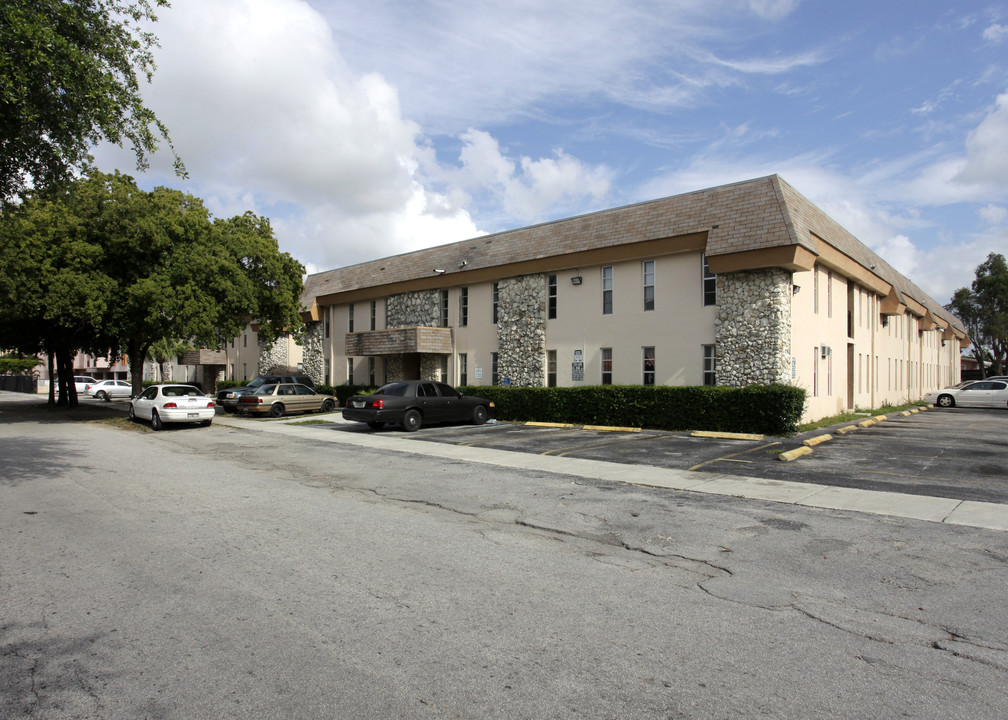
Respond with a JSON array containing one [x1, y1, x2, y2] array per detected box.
[[548, 274, 557, 319], [370, 300, 376, 331], [702, 254, 716, 306], [602, 266, 613, 315], [440, 290, 449, 327], [348, 303, 354, 332], [643, 260, 655, 311], [492, 283, 499, 324], [459, 287, 468, 326]]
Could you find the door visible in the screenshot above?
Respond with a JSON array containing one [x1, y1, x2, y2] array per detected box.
[[416, 382, 444, 422]]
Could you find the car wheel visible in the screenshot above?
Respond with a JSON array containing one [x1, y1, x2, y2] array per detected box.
[[936, 394, 955, 408], [128, 405, 136, 422], [321, 398, 336, 412], [402, 409, 422, 432], [269, 403, 285, 418], [97, 390, 108, 401], [367, 421, 384, 430], [151, 409, 163, 431], [472, 405, 488, 425]]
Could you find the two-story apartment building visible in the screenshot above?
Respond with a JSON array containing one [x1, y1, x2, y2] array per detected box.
[[287, 175, 966, 422]]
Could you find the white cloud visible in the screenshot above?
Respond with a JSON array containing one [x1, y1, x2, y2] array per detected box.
[[978, 204, 1007, 225], [746, 0, 801, 20], [955, 90, 1008, 187], [982, 23, 1008, 43]]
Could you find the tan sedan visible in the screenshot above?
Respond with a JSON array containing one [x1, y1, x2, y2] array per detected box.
[[237, 383, 338, 418]]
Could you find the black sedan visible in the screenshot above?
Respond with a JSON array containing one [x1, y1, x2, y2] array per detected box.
[[342, 381, 495, 432]]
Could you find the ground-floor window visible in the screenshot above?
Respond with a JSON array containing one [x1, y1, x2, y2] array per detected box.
[[547, 350, 557, 387], [459, 353, 468, 386], [812, 349, 818, 397], [601, 348, 612, 385], [702, 345, 716, 386], [347, 358, 354, 385], [491, 352, 498, 385], [643, 347, 655, 386], [439, 355, 448, 383], [369, 357, 376, 386], [324, 359, 330, 385]]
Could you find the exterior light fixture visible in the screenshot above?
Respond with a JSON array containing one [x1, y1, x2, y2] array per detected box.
[[571, 276, 583, 286], [792, 285, 801, 294], [433, 268, 446, 274]]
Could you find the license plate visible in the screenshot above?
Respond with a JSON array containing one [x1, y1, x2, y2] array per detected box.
[[353, 401, 364, 408], [187, 412, 198, 419]]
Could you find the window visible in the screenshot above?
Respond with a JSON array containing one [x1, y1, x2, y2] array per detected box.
[[643, 347, 655, 386], [548, 274, 557, 319], [602, 266, 613, 314], [348, 303, 354, 332], [702, 254, 716, 306], [601, 348, 612, 385], [325, 308, 330, 339], [547, 350, 557, 387], [439, 289, 449, 328], [324, 359, 330, 384], [813, 267, 819, 314], [459, 287, 468, 327], [492, 283, 499, 324], [702, 345, 716, 386], [347, 358, 354, 385], [439, 355, 448, 383], [243, 332, 247, 347], [370, 300, 376, 331], [827, 270, 833, 318], [642, 260, 655, 311], [491, 352, 499, 385], [812, 349, 818, 397], [368, 357, 376, 386], [459, 353, 468, 386]]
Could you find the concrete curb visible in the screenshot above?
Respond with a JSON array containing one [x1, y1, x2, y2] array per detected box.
[[211, 413, 1008, 533], [802, 434, 832, 447], [691, 430, 764, 441], [778, 446, 813, 462]]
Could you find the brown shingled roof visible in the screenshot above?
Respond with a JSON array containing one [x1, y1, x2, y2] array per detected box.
[[301, 175, 964, 334]]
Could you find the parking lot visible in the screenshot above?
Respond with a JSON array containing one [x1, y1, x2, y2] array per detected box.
[[330, 406, 1008, 505]]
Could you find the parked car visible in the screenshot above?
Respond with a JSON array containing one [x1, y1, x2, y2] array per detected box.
[[129, 384, 216, 430], [342, 381, 495, 432], [237, 383, 337, 418], [924, 379, 1008, 408], [74, 376, 98, 393], [216, 373, 316, 412], [87, 379, 133, 400]]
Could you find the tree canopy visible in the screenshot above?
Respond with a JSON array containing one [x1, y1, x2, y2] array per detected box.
[[0, 0, 183, 202], [946, 252, 1008, 376], [0, 171, 305, 405]]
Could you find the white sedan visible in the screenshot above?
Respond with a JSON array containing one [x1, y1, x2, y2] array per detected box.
[[87, 379, 133, 400], [924, 379, 1008, 409], [129, 384, 216, 430]]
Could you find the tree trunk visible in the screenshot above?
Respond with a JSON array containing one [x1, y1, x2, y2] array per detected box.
[[55, 347, 77, 408], [46, 350, 56, 406]]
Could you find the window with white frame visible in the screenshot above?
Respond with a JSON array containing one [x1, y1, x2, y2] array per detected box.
[[348, 303, 354, 332], [702, 345, 716, 386], [547, 350, 557, 387], [369, 357, 376, 385], [548, 274, 557, 319], [643, 260, 655, 311], [601, 348, 612, 385], [459, 287, 468, 327], [347, 358, 354, 385], [702, 254, 716, 306], [370, 300, 376, 331], [492, 283, 499, 324], [439, 290, 449, 328], [643, 347, 655, 385], [459, 353, 468, 386], [602, 266, 613, 315], [491, 352, 499, 385]]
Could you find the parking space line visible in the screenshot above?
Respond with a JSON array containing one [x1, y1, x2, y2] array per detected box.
[[688, 441, 782, 471], [541, 433, 657, 457]]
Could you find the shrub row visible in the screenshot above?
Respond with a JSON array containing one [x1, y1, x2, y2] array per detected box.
[[458, 384, 806, 437]]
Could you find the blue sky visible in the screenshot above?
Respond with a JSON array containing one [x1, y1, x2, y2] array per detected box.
[[95, 0, 1008, 305]]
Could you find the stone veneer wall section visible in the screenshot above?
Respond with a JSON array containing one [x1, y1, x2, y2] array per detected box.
[[386, 290, 440, 328], [715, 269, 792, 386], [497, 275, 546, 387], [258, 337, 289, 376], [300, 323, 324, 384]]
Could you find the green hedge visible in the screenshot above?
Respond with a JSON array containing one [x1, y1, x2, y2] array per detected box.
[[458, 384, 806, 436]]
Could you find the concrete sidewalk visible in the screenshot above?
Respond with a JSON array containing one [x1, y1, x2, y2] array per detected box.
[[213, 412, 1008, 533]]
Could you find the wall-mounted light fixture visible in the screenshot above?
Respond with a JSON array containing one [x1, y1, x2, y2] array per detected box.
[[570, 275, 583, 286], [433, 268, 446, 274], [792, 285, 801, 295]]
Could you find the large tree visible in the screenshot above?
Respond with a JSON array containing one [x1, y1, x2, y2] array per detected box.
[[0, 0, 183, 202], [0, 171, 305, 404], [946, 253, 1008, 376]]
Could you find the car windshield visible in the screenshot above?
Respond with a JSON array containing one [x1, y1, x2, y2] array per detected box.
[[376, 382, 409, 397]]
